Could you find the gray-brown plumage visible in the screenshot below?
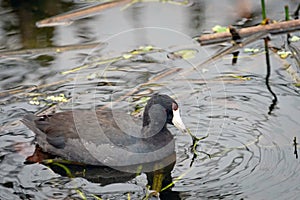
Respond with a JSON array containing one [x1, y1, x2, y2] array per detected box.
[[22, 94, 186, 168]]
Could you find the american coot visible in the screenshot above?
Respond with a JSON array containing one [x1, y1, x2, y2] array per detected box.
[[22, 94, 186, 171]]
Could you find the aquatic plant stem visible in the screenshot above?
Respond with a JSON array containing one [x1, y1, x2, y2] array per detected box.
[[294, 4, 300, 19], [263, 38, 278, 114], [294, 137, 298, 159], [261, 0, 266, 20], [285, 5, 290, 21]]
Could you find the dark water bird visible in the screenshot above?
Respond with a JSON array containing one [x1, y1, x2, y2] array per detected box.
[[22, 94, 187, 171]]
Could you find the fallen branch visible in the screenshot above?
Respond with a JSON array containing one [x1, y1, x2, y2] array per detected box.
[[198, 19, 300, 45], [36, 0, 191, 28], [0, 43, 100, 57], [196, 31, 267, 67], [36, 0, 132, 27]]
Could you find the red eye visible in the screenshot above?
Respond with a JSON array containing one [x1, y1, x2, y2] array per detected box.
[[172, 102, 178, 111]]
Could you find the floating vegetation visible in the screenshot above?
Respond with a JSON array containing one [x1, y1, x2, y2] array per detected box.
[[228, 74, 251, 81], [277, 50, 292, 59], [244, 47, 261, 54], [61, 45, 161, 75], [29, 97, 40, 105], [0, 43, 100, 57], [167, 49, 198, 60], [46, 94, 68, 102], [28, 93, 68, 106], [131, 96, 150, 116], [212, 25, 228, 33], [290, 35, 300, 42]]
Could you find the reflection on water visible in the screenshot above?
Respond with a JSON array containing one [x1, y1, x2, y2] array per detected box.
[[1, 0, 300, 199], [24, 146, 179, 199], [0, 0, 72, 49]]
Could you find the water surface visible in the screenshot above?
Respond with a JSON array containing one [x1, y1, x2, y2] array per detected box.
[[0, 0, 300, 199]]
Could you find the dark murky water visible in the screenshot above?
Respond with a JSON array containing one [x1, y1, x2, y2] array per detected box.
[[1, 0, 300, 199]]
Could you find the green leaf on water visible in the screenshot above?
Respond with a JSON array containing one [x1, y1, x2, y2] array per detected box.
[[168, 49, 198, 60], [122, 53, 133, 59], [86, 72, 98, 80], [294, 82, 300, 87], [129, 45, 155, 55], [277, 50, 291, 59], [223, 74, 251, 81], [290, 35, 300, 42], [244, 48, 260, 53], [29, 93, 68, 106], [139, 96, 150, 103], [140, 45, 154, 52], [212, 25, 228, 33], [46, 93, 68, 102], [29, 97, 40, 105]]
